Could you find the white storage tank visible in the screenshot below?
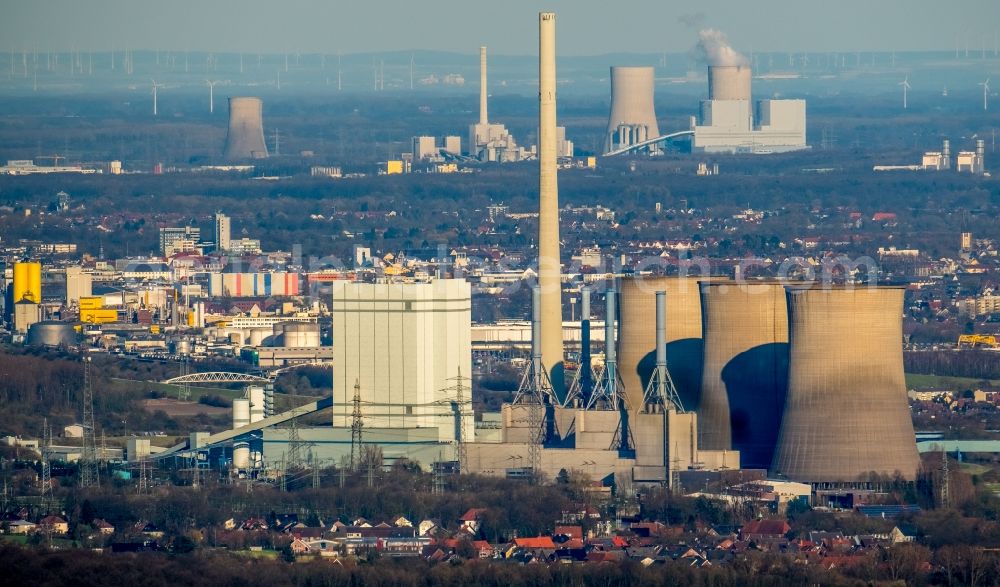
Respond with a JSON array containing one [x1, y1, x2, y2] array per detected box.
[[232, 398, 250, 429], [232, 442, 251, 470], [247, 386, 265, 423], [282, 322, 320, 348], [249, 328, 270, 347]]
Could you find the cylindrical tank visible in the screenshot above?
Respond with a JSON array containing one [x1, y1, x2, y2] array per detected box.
[[247, 386, 265, 423], [771, 286, 920, 482], [223, 97, 269, 160], [229, 332, 243, 345], [698, 282, 789, 466], [604, 67, 660, 154], [172, 339, 192, 356], [249, 328, 270, 347], [232, 398, 251, 429], [282, 322, 320, 348], [232, 442, 251, 470], [618, 276, 725, 412], [25, 321, 77, 347], [13, 261, 42, 303], [708, 65, 751, 101]]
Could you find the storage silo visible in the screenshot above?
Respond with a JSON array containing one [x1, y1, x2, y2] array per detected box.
[[25, 321, 78, 347], [282, 322, 320, 348], [618, 276, 723, 412], [13, 261, 42, 303], [223, 97, 269, 160], [698, 282, 788, 467], [232, 442, 251, 470], [771, 286, 920, 482], [708, 65, 751, 101], [604, 66, 660, 154], [248, 386, 265, 423], [232, 398, 251, 429]]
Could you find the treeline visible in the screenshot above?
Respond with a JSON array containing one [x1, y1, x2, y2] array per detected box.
[[904, 350, 1000, 383]]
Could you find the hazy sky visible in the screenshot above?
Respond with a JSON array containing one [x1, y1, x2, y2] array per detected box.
[[4, 0, 1000, 56]]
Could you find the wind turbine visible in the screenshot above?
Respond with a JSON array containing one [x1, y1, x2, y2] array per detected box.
[[151, 80, 159, 116], [981, 78, 991, 111], [899, 76, 911, 109], [205, 80, 219, 114]]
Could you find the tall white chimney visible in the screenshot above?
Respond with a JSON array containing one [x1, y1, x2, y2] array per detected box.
[[538, 12, 564, 398], [479, 46, 488, 125]]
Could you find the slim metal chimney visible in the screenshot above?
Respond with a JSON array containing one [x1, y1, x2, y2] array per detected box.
[[538, 11, 564, 398], [579, 286, 592, 404], [604, 289, 617, 384], [942, 139, 951, 170], [479, 46, 488, 125]]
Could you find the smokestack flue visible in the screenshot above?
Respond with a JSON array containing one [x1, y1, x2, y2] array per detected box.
[[223, 97, 268, 160], [580, 287, 593, 403], [771, 286, 920, 482], [538, 12, 564, 399], [698, 282, 788, 468], [479, 46, 488, 125], [604, 66, 661, 154]]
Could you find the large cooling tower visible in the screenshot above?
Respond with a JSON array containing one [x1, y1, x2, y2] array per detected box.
[[223, 97, 268, 160], [708, 65, 751, 101], [618, 276, 723, 412], [699, 282, 788, 467], [604, 67, 660, 154], [771, 286, 920, 482]]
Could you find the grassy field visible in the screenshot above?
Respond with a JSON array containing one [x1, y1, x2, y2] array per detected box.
[[906, 373, 1000, 391]]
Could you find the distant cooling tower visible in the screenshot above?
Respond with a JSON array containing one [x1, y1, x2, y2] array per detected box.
[[223, 97, 268, 160], [604, 67, 660, 154], [708, 65, 751, 101], [618, 276, 722, 412], [698, 282, 788, 467], [771, 286, 920, 482]]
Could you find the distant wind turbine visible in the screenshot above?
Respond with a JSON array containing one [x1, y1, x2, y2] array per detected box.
[[899, 76, 911, 109], [981, 78, 991, 111], [151, 80, 159, 116], [206, 80, 219, 114]]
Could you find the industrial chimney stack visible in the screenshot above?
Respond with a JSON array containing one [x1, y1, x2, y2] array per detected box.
[[223, 97, 269, 160], [538, 12, 564, 399], [479, 46, 488, 125]]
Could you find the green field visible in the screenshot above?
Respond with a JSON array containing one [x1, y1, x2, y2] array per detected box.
[[906, 373, 1000, 391]]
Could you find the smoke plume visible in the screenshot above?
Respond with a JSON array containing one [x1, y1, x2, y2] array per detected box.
[[695, 28, 748, 67]]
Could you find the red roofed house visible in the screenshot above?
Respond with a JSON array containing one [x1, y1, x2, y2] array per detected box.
[[458, 508, 487, 535], [513, 536, 556, 549], [741, 519, 791, 541]]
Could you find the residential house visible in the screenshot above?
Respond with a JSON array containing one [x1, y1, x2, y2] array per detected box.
[[38, 515, 69, 535]]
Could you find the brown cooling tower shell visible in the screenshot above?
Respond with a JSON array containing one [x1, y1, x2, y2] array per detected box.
[[618, 276, 724, 412], [223, 97, 269, 160], [698, 282, 788, 467], [770, 286, 920, 483]]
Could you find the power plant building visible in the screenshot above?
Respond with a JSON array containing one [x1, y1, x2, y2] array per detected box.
[[770, 286, 920, 482], [223, 97, 269, 160], [604, 66, 661, 155], [468, 46, 526, 162], [692, 65, 807, 154], [330, 279, 473, 443]]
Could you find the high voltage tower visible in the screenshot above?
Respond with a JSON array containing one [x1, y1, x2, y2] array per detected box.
[[40, 418, 51, 499], [350, 379, 363, 471], [441, 368, 472, 473], [79, 356, 100, 488], [512, 286, 555, 481]]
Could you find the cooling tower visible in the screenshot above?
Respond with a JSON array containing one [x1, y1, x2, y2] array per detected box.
[[698, 282, 788, 467], [618, 276, 724, 412], [538, 12, 565, 399], [604, 67, 660, 154], [771, 286, 920, 482], [708, 65, 751, 101], [223, 97, 268, 160]]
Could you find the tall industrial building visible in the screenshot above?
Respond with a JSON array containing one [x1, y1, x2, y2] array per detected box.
[[698, 282, 788, 468], [223, 97, 269, 160], [64, 266, 93, 306], [468, 46, 524, 162], [215, 213, 231, 252], [604, 66, 661, 154], [330, 280, 473, 443], [692, 63, 807, 153], [770, 286, 920, 482]]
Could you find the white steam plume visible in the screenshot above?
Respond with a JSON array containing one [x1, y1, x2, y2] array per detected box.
[[695, 28, 748, 67]]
